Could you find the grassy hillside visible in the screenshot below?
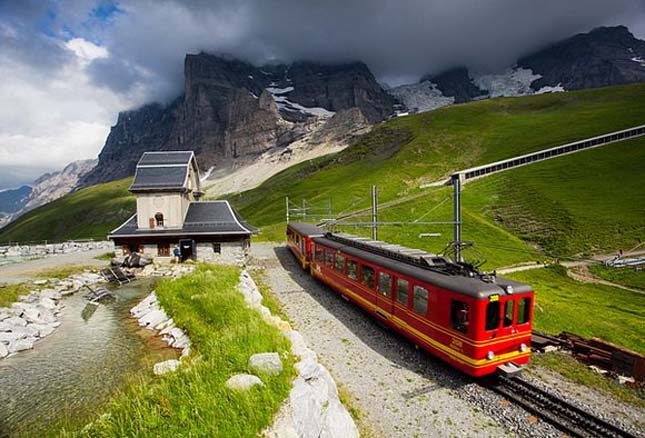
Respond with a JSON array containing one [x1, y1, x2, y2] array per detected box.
[[0, 178, 133, 243], [229, 83, 645, 267]]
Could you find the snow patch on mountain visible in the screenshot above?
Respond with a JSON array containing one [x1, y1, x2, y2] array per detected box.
[[267, 84, 335, 118], [536, 84, 565, 94], [631, 56, 645, 67], [388, 81, 455, 114], [473, 68, 542, 97]]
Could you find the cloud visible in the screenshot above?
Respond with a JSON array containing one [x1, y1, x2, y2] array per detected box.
[[0, 0, 644, 189]]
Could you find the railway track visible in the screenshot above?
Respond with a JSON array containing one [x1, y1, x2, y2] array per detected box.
[[486, 375, 637, 438]]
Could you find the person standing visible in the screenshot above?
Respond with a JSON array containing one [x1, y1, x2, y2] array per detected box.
[[173, 245, 181, 263]]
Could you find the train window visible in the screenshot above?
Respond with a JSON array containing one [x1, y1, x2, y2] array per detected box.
[[504, 300, 514, 327], [347, 259, 358, 280], [397, 279, 409, 305], [451, 301, 470, 333], [379, 272, 392, 297], [361, 265, 375, 289], [315, 247, 324, 262], [335, 254, 345, 273], [413, 286, 428, 316], [325, 250, 334, 267], [517, 298, 531, 324], [485, 301, 500, 331]]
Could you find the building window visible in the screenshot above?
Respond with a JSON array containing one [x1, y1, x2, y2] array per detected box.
[[346, 259, 358, 280], [451, 300, 470, 333], [315, 247, 324, 262], [213, 243, 221, 254], [379, 272, 392, 298], [361, 265, 375, 289], [157, 243, 170, 256], [413, 285, 428, 316], [155, 212, 164, 227], [396, 278, 409, 305]]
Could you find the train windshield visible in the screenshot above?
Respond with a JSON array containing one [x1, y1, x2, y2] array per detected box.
[[517, 297, 531, 324], [485, 301, 500, 331]]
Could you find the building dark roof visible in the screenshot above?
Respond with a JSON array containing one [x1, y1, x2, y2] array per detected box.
[[129, 166, 188, 191], [108, 201, 256, 238], [312, 235, 532, 299], [287, 222, 325, 237], [129, 151, 200, 193], [138, 151, 194, 166]]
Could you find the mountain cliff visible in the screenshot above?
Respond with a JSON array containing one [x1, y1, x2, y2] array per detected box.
[[80, 54, 394, 187], [391, 26, 645, 114]]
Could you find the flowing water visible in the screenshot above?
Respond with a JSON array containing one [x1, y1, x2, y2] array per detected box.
[[0, 280, 177, 436]]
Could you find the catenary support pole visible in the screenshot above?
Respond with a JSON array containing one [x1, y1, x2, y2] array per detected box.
[[372, 185, 378, 240], [452, 174, 462, 262], [285, 196, 289, 223]]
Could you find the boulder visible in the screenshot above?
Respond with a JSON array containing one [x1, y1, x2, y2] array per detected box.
[[29, 323, 56, 337], [0, 342, 7, 359], [8, 337, 36, 353], [1, 316, 27, 328], [249, 352, 283, 375], [41, 289, 62, 301], [226, 374, 264, 391], [39, 297, 58, 310], [320, 399, 359, 438], [153, 359, 181, 375], [139, 309, 168, 329], [33, 279, 48, 285]]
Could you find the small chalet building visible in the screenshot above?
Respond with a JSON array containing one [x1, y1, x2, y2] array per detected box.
[[108, 151, 256, 263]]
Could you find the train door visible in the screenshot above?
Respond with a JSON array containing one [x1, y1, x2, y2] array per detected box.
[[376, 270, 394, 316]]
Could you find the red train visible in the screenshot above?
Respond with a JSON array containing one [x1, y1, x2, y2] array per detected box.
[[286, 222, 534, 377]]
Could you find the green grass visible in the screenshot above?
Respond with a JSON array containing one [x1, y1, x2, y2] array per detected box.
[[529, 351, 644, 407], [588, 264, 645, 290], [94, 252, 116, 261], [0, 282, 31, 308], [35, 265, 98, 279], [249, 268, 290, 323], [507, 265, 645, 354], [59, 264, 294, 437], [0, 178, 134, 243], [230, 83, 645, 268]]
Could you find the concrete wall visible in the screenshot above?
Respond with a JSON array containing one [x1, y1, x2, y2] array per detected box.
[[136, 192, 189, 229]]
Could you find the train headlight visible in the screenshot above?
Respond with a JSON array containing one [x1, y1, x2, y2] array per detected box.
[[505, 285, 514, 294], [486, 351, 495, 360], [519, 343, 528, 353]]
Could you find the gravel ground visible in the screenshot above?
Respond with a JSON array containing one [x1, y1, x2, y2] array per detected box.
[[0, 248, 108, 284], [251, 243, 644, 438]]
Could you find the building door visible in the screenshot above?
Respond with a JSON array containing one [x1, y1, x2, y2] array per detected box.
[[179, 239, 195, 261]]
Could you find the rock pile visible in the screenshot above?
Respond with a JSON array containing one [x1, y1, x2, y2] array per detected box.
[[130, 264, 195, 375], [0, 270, 105, 359], [0, 240, 112, 258], [237, 271, 359, 438]]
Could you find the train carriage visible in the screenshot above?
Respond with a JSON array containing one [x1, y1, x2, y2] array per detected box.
[[288, 225, 534, 377], [286, 222, 325, 269]]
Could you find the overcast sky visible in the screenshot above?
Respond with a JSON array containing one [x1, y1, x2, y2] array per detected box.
[[1, 0, 644, 190]]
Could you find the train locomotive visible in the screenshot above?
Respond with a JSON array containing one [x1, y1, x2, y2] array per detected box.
[[286, 222, 534, 377]]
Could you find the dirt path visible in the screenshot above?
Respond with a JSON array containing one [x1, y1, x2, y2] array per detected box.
[[250, 243, 565, 438], [565, 264, 643, 294], [0, 249, 108, 284]]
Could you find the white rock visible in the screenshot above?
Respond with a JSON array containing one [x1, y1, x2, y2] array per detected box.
[[33, 279, 48, 285], [0, 342, 7, 359], [29, 323, 56, 337], [139, 309, 168, 328], [320, 399, 359, 438], [41, 289, 62, 300], [0, 332, 22, 343], [153, 359, 181, 375], [226, 374, 264, 391], [8, 337, 36, 353], [39, 297, 58, 310], [289, 377, 327, 438], [249, 352, 283, 375], [1, 316, 27, 328]]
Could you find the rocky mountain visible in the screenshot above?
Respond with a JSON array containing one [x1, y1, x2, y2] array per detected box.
[[0, 186, 32, 216], [0, 159, 97, 229], [80, 54, 395, 187], [391, 26, 645, 114]]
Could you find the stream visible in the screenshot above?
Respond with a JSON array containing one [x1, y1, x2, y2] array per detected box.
[[0, 279, 177, 436]]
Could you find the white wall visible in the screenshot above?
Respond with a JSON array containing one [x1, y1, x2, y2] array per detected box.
[[136, 193, 188, 229]]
